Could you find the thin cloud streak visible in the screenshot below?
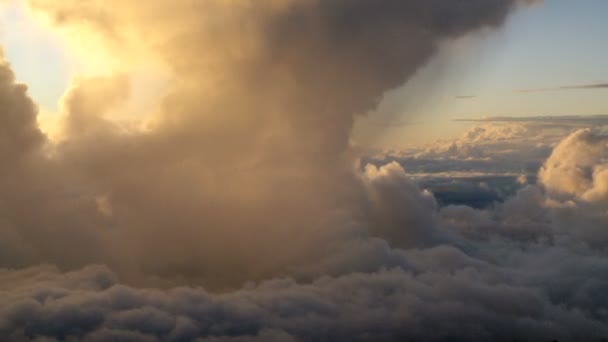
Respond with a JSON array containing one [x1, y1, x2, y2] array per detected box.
[[516, 82, 608, 93], [454, 114, 608, 123]]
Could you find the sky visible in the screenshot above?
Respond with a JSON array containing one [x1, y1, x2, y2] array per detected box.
[[358, 0, 608, 145], [1, 1, 608, 341], [2, 0, 608, 147], [0, 1, 74, 111]]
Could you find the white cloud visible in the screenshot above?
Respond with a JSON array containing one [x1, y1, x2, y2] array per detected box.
[[539, 129, 608, 202]]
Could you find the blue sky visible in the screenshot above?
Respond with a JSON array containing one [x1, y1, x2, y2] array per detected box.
[[1, 0, 608, 145], [460, 0, 608, 116], [355, 0, 608, 145]]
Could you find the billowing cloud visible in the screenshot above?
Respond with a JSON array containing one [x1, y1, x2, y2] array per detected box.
[[539, 129, 608, 202], [0, 0, 535, 285], [1, 262, 607, 341]]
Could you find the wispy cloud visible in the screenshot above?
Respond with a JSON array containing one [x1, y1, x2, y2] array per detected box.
[[366, 119, 420, 128], [454, 115, 608, 131], [454, 95, 477, 99], [454, 114, 608, 123], [516, 83, 608, 93]]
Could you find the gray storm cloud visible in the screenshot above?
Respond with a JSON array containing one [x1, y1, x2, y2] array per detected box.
[[4, 1, 608, 341]]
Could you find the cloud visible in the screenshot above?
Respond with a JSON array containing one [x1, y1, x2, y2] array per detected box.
[[539, 129, 608, 202], [370, 116, 608, 184], [7, 240, 608, 342], [0, 49, 45, 161], [368, 122, 558, 179], [516, 83, 608, 93], [454, 95, 477, 99], [58, 74, 131, 139], [5, 1, 608, 341], [433, 128, 608, 249], [0, 0, 534, 286], [455, 114, 608, 125], [1, 261, 608, 342], [362, 162, 443, 248]]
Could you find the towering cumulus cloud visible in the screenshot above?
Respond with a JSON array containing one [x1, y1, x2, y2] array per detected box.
[[9, 0, 530, 284], [6, 1, 608, 341]]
